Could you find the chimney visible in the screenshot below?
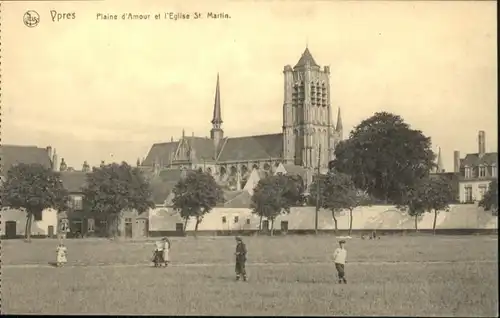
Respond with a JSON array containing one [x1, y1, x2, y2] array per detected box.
[[52, 149, 59, 172], [46, 146, 53, 162], [478, 131, 486, 157], [453, 151, 460, 173]]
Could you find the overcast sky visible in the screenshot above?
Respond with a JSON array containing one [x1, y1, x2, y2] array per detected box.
[[2, 0, 497, 171]]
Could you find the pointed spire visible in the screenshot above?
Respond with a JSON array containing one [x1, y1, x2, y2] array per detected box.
[[336, 107, 343, 132], [294, 47, 319, 68], [436, 147, 444, 173], [211, 73, 222, 126], [182, 129, 185, 139]]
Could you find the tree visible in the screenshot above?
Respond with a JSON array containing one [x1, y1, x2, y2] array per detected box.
[[251, 174, 304, 236], [82, 162, 154, 237], [479, 181, 498, 215], [420, 176, 454, 234], [309, 172, 363, 235], [397, 183, 426, 232], [332, 112, 435, 205], [1, 163, 69, 241], [172, 170, 224, 234]]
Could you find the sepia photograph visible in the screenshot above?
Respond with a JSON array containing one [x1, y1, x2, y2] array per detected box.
[[0, 0, 497, 315]]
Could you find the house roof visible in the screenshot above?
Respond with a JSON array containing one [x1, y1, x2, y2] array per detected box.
[[60, 171, 88, 193], [462, 152, 498, 167], [294, 48, 320, 69], [150, 178, 177, 205], [223, 190, 252, 208], [0, 145, 52, 176], [218, 133, 283, 161]]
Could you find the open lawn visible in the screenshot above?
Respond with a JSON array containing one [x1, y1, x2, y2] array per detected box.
[[1, 235, 498, 316]]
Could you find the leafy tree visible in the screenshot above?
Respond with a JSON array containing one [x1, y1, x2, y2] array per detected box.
[[82, 162, 154, 237], [1, 163, 69, 241], [419, 176, 454, 234], [397, 183, 426, 232], [251, 174, 304, 236], [172, 170, 224, 234], [332, 112, 435, 204], [479, 181, 498, 215], [309, 172, 363, 235]]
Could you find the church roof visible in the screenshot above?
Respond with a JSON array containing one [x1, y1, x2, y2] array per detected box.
[[143, 141, 179, 167], [0, 145, 53, 176], [218, 133, 283, 161], [187, 137, 217, 161], [294, 48, 319, 69]]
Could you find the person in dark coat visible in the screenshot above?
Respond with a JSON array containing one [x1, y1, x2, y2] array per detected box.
[[234, 236, 248, 281]]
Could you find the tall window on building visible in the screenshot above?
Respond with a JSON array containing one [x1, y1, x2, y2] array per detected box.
[[71, 196, 83, 211], [492, 165, 497, 178], [478, 185, 487, 200], [464, 167, 471, 179], [464, 186, 473, 202], [479, 166, 486, 177]]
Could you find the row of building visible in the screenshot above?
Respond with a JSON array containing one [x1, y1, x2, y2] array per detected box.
[[1, 48, 497, 238]]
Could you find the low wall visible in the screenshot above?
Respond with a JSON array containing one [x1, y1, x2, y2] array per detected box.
[[148, 204, 498, 233]]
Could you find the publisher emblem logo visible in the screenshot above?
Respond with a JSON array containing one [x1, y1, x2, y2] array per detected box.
[[23, 10, 40, 28]]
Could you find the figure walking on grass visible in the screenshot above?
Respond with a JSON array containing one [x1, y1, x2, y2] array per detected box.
[[333, 240, 347, 284], [234, 237, 248, 281], [56, 243, 67, 267], [162, 237, 171, 266]]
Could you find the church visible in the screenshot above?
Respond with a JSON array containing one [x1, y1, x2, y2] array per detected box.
[[141, 48, 343, 188]]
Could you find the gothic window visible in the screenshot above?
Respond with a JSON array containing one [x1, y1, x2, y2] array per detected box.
[[241, 165, 248, 176], [207, 167, 212, 175], [230, 166, 237, 176], [252, 164, 259, 170], [220, 166, 226, 177], [263, 163, 271, 171], [198, 167, 203, 173]]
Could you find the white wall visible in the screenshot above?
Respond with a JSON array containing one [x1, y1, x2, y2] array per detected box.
[[148, 204, 498, 231], [0, 208, 58, 236]]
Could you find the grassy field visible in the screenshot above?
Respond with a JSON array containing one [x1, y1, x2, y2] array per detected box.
[[1, 235, 498, 316]]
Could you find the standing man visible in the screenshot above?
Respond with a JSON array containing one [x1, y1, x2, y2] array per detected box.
[[234, 236, 248, 281], [333, 239, 348, 284]]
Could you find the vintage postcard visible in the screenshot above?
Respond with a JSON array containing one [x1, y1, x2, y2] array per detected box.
[[0, 0, 497, 316]]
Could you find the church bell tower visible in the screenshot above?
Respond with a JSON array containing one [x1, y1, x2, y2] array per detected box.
[[283, 48, 342, 170]]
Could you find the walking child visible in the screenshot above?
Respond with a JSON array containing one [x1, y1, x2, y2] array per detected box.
[[333, 239, 347, 284], [56, 243, 67, 267], [234, 237, 247, 281], [162, 237, 171, 266]]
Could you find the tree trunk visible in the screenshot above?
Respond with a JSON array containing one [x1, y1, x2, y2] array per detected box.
[[259, 215, 263, 234], [25, 213, 33, 242], [432, 209, 438, 235], [194, 216, 200, 236], [414, 215, 419, 232], [270, 219, 275, 236], [348, 209, 353, 236], [331, 210, 338, 234], [183, 217, 189, 232]]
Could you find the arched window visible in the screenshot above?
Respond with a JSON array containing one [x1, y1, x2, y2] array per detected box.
[[263, 163, 271, 171], [220, 166, 226, 177], [230, 166, 237, 176], [252, 164, 259, 170]]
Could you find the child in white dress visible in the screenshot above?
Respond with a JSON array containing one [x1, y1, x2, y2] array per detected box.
[[56, 243, 67, 267]]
